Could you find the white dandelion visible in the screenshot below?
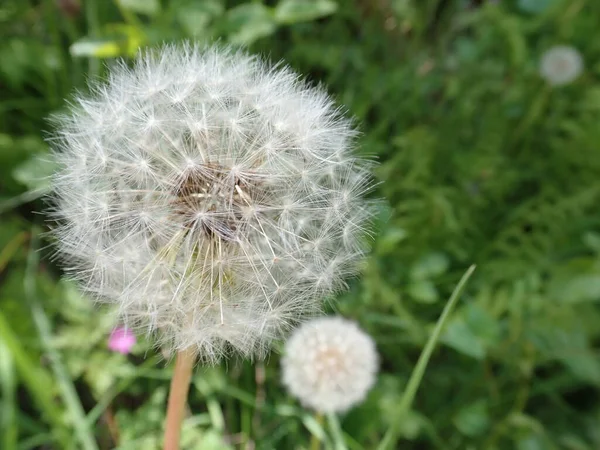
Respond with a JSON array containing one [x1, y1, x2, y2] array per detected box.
[[281, 316, 378, 413], [47, 44, 377, 363], [539, 45, 583, 86]]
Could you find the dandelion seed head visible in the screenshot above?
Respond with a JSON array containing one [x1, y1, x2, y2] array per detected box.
[[48, 44, 377, 363], [282, 317, 378, 413], [539, 45, 583, 86]]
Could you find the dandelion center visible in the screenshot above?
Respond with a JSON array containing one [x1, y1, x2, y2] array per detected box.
[[173, 163, 262, 242], [314, 346, 346, 377]]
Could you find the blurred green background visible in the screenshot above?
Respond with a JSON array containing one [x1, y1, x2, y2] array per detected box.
[[1, 0, 600, 449]]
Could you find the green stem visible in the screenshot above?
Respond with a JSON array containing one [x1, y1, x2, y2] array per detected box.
[[378, 265, 476, 450], [310, 413, 324, 450], [327, 413, 347, 450], [0, 340, 18, 450], [0, 188, 47, 215]]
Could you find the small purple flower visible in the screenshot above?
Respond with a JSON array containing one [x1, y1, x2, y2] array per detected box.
[[108, 327, 136, 354]]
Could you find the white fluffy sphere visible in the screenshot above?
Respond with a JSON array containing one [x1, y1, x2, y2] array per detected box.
[[539, 45, 583, 86], [281, 317, 378, 413], [48, 44, 377, 362]]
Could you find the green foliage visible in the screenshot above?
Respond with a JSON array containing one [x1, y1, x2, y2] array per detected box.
[[1, 0, 600, 449]]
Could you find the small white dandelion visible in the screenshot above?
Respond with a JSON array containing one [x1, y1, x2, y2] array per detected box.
[[47, 44, 377, 364], [539, 45, 583, 86], [281, 316, 378, 413]]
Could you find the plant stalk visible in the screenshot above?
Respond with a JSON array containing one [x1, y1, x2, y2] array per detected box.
[[163, 348, 196, 450], [310, 412, 324, 450], [377, 264, 476, 450]]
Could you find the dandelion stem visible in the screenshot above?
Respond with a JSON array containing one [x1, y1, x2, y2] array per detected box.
[[310, 412, 324, 450], [163, 348, 196, 450], [327, 413, 347, 450]]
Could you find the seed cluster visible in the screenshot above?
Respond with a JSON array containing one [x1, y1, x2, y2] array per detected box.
[[282, 317, 378, 413], [173, 164, 261, 242], [48, 44, 377, 362]]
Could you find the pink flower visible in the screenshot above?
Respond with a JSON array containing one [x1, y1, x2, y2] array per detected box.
[[108, 327, 136, 354]]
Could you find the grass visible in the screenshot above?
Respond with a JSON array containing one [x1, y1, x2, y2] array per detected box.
[[1, 0, 600, 449]]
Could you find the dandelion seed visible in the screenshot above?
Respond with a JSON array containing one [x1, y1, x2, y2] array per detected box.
[[539, 45, 583, 86], [47, 44, 378, 363], [281, 316, 378, 413]]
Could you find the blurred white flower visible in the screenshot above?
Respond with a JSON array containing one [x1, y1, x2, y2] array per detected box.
[[281, 316, 378, 413], [539, 45, 583, 86], [48, 44, 377, 363]]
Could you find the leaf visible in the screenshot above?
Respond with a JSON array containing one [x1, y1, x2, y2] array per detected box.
[[377, 227, 407, 255], [118, 0, 160, 16], [70, 25, 145, 58], [560, 435, 593, 450], [223, 4, 276, 45], [506, 413, 544, 433], [193, 367, 227, 395], [453, 400, 490, 437], [453, 37, 479, 63], [274, 0, 338, 24], [0, 40, 60, 89], [517, 434, 549, 450], [407, 279, 439, 303], [409, 252, 450, 279], [529, 326, 600, 384], [582, 232, 600, 253], [552, 275, 600, 303], [70, 38, 125, 58], [396, 410, 425, 440], [302, 414, 328, 443], [189, 429, 232, 450], [274, 404, 300, 417], [580, 89, 600, 113], [0, 135, 47, 183], [175, 0, 224, 37], [12, 153, 56, 193], [464, 303, 501, 345], [442, 318, 486, 359], [117, 388, 168, 444], [560, 348, 600, 385], [441, 303, 500, 360], [517, 0, 558, 14], [84, 352, 140, 397]]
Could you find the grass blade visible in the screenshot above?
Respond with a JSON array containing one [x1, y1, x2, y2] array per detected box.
[[378, 265, 476, 450], [25, 231, 99, 450], [0, 311, 66, 447], [327, 413, 347, 450], [0, 340, 18, 450]]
